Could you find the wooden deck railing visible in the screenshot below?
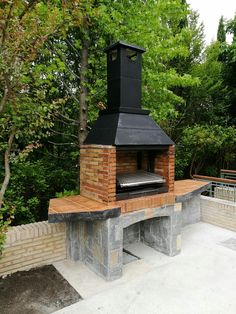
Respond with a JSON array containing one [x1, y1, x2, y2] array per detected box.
[[220, 169, 236, 180], [193, 174, 236, 184]]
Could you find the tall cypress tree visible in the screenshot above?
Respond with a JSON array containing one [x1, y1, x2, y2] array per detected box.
[[217, 16, 226, 42]]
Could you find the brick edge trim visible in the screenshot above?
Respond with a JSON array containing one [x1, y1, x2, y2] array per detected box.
[[5, 221, 65, 246]]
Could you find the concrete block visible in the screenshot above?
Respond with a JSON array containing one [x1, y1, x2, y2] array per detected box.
[[182, 195, 201, 227], [176, 234, 182, 251]]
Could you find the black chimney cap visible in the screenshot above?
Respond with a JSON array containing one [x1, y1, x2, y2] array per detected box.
[[104, 41, 146, 53]]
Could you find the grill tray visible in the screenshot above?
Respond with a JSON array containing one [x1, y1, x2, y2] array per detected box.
[[117, 171, 165, 188]]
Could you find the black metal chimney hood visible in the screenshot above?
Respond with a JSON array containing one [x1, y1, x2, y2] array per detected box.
[[84, 41, 174, 147]]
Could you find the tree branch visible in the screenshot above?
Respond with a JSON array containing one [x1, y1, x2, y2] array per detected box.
[[0, 130, 15, 210], [65, 38, 80, 55], [52, 114, 79, 126], [0, 82, 9, 115], [56, 112, 80, 124], [19, 0, 38, 21], [60, 79, 81, 105], [49, 128, 78, 139], [0, 1, 14, 50], [189, 152, 196, 178], [46, 42, 81, 80], [48, 141, 76, 146]]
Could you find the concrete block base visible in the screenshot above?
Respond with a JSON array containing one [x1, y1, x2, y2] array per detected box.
[[67, 218, 123, 281], [67, 204, 182, 281]]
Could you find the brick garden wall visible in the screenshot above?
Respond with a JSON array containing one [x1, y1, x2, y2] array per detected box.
[[0, 221, 66, 277], [201, 195, 236, 232]]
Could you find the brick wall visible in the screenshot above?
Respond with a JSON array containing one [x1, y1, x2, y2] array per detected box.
[[117, 193, 175, 213], [0, 221, 66, 277], [116, 151, 149, 174], [80, 144, 175, 204], [154, 145, 175, 192], [80, 145, 116, 203], [201, 195, 236, 232], [116, 147, 175, 193], [116, 151, 137, 173]]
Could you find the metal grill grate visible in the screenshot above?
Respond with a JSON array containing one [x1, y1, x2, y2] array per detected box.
[[117, 171, 165, 188]]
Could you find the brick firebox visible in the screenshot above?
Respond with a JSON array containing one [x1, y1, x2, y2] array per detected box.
[[80, 144, 175, 205]]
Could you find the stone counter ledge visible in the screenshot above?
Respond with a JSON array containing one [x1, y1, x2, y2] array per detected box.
[[175, 182, 211, 203], [48, 207, 121, 223]]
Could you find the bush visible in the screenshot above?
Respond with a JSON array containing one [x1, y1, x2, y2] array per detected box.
[[3, 153, 77, 225], [0, 207, 14, 255]]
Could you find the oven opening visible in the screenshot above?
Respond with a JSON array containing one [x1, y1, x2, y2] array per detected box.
[[116, 150, 168, 200]]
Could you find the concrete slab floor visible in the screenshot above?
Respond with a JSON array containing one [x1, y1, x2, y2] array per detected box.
[[53, 222, 236, 314]]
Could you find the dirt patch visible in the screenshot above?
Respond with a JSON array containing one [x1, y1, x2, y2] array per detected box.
[[0, 265, 82, 314]]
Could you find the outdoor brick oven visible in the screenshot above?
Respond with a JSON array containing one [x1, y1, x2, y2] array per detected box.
[[80, 41, 175, 205], [66, 42, 180, 280], [49, 41, 199, 281]]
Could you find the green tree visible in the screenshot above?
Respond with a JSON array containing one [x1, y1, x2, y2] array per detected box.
[[217, 16, 226, 42], [39, 0, 203, 184], [0, 0, 207, 231], [49, 0, 203, 135], [0, 0, 82, 252], [187, 41, 229, 126], [176, 125, 236, 177], [0, 1, 81, 209], [220, 14, 236, 123]]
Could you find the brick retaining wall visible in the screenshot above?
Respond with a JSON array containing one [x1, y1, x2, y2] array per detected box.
[[0, 221, 66, 277], [201, 195, 236, 232]]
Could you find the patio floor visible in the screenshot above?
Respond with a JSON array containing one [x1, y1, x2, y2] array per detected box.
[[53, 222, 236, 314]]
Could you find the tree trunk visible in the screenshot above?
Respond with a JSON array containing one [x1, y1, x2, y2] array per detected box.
[[78, 35, 89, 146], [0, 131, 15, 210], [0, 81, 9, 115], [189, 152, 196, 178], [77, 25, 89, 188]]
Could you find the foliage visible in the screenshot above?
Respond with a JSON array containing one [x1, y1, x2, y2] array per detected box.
[[0, 1, 82, 245], [186, 42, 229, 126], [174, 14, 236, 178], [219, 15, 236, 124], [176, 125, 236, 177], [56, 190, 78, 198], [0, 206, 14, 255], [116, 0, 203, 125], [0, 0, 235, 232], [3, 152, 78, 225], [16, 0, 205, 208], [217, 16, 226, 42], [42, 0, 204, 127]]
